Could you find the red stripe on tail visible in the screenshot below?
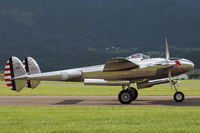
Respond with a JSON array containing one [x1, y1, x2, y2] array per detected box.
[[4, 68, 10, 71], [4, 73, 11, 76], [5, 63, 10, 66], [5, 79, 11, 81], [7, 84, 13, 87]]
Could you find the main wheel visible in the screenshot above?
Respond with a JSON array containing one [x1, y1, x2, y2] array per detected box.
[[174, 91, 184, 102], [118, 90, 133, 104], [129, 87, 138, 100]]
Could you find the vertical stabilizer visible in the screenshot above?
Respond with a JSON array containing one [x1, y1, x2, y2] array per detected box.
[[22, 57, 41, 89], [4, 57, 27, 92]]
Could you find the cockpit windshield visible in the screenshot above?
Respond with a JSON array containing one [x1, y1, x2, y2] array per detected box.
[[126, 53, 150, 60]]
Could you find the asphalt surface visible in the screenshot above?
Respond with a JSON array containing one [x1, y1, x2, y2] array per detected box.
[[0, 96, 199, 106]]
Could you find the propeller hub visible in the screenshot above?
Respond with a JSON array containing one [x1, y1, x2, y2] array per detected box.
[[175, 60, 181, 66]]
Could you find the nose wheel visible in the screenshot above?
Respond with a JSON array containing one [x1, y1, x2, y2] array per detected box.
[[172, 81, 184, 102], [174, 91, 184, 102], [118, 87, 138, 104]]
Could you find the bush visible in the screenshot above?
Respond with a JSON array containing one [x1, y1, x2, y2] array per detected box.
[[188, 73, 200, 79], [0, 74, 3, 81]]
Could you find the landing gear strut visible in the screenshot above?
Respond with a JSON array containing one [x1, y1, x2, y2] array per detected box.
[[172, 81, 184, 102], [118, 86, 138, 104]]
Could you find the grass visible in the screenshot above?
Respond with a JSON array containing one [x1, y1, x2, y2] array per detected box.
[[0, 106, 199, 133], [0, 74, 3, 81], [0, 80, 200, 96], [0, 80, 200, 132]]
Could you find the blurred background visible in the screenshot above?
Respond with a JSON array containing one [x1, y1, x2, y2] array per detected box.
[[0, 0, 200, 78]]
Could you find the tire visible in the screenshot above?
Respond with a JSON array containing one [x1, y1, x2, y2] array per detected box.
[[118, 90, 133, 104], [174, 91, 184, 102], [129, 87, 138, 101]]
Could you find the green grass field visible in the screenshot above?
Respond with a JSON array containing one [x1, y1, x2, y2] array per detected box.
[[0, 80, 200, 96], [0, 106, 199, 133], [0, 80, 200, 133]]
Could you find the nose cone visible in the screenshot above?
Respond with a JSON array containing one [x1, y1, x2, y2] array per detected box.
[[187, 62, 194, 70], [190, 62, 195, 69], [179, 58, 194, 71]]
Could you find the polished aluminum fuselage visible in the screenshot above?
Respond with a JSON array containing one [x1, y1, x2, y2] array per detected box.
[[27, 57, 194, 83]]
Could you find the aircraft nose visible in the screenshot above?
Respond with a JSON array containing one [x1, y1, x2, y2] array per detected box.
[[187, 60, 194, 69], [187, 63, 194, 71], [181, 59, 194, 71], [190, 61, 195, 69]]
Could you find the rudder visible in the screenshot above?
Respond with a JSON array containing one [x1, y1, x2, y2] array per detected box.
[[4, 57, 27, 92], [22, 57, 41, 89]]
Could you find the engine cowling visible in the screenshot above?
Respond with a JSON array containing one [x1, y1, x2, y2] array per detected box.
[[137, 79, 169, 89]]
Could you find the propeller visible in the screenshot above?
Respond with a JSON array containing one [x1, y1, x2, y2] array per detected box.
[[165, 38, 170, 60], [165, 38, 173, 90]]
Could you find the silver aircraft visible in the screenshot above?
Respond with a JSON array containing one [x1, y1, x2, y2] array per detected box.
[[4, 39, 194, 104]]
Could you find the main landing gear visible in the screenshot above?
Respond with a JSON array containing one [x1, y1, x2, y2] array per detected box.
[[172, 81, 184, 102], [118, 86, 138, 104], [118, 81, 184, 104]]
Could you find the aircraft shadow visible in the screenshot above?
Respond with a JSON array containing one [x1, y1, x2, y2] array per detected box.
[[148, 98, 200, 106], [55, 100, 83, 105], [53, 97, 200, 106]]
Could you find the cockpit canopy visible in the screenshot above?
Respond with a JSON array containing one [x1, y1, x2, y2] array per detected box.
[[126, 53, 150, 60]]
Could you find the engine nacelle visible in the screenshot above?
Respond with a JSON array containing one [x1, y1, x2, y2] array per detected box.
[[60, 70, 83, 82], [137, 79, 169, 89]]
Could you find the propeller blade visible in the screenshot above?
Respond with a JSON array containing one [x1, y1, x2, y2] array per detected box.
[[165, 37, 170, 60], [165, 38, 173, 90]]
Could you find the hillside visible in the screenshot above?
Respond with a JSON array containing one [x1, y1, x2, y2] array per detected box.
[[174, 0, 200, 15], [0, 0, 200, 71]]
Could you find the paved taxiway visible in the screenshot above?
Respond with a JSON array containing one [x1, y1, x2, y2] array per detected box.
[[0, 96, 199, 106]]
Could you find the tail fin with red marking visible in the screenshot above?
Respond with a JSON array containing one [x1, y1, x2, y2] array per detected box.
[[4, 57, 27, 92]]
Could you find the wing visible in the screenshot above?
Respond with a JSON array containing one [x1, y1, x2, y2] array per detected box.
[[103, 57, 139, 72]]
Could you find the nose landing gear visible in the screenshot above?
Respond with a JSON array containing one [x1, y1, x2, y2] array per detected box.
[[172, 81, 184, 102]]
